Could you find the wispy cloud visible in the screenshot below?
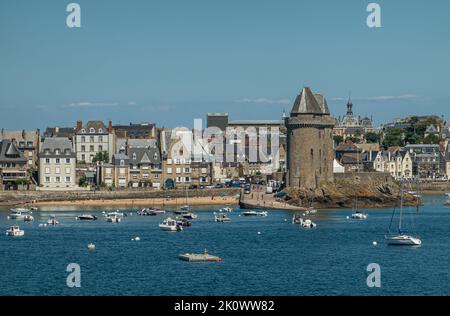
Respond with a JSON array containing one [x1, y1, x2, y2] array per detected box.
[[64, 102, 119, 108], [331, 94, 418, 102], [234, 98, 291, 105]]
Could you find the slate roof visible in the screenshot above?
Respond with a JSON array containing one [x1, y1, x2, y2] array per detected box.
[[291, 87, 324, 115], [129, 147, 161, 165], [425, 125, 438, 134], [112, 153, 130, 165], [113, 123, 155, 138], [40, 137, 75, 157], [0, 140, 27, 163], [116, 138, 158, 153], [44, 127, 75, 138], [77, 121, 108, 134], [314, 93, 330, 115], [0, 130, 39, 143]]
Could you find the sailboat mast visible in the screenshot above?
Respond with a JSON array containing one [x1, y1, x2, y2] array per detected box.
[[399, 181, 404, 230]]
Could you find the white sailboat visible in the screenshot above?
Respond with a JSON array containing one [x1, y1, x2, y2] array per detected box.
[[350, 168, 368, 220], [385, 182, 422, 246]]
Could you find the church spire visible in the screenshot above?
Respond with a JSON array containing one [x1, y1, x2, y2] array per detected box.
[[346, 91, 353, 116]]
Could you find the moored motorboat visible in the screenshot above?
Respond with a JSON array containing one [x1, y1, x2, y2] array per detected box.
[[352, 211, 368, 219], [304, 209, 317, 215], [77, 214, 98, 220], [23, 214, 34, 222], [182, 212, 198, 220], [174, 209, 189, 215], [242, 211, 268, 217], [292, 214, 303, 225], [215, 213, 231, 222], [221, 207, 233, 213], [6, 226, 24, 237], [106, 215, 121, 223], [176, 218, 192, 227], [150, 208, 166, 215], [302, 219, 317, 228], [47, 216, 59, 225], [159, 217, 183, 232], [8, 208, 32, 220], [106, 210, 125, 217]]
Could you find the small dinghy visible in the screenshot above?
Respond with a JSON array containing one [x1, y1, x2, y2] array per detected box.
[[77, 214, 98, 220], [242, 211, 268, 217]]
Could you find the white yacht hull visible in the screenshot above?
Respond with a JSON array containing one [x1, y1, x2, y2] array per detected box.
[[159, 224, 181, 231], [385, 235, 422, 246]]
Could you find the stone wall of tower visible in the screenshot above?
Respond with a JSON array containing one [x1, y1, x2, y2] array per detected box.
[[286, 114, 335, 189]]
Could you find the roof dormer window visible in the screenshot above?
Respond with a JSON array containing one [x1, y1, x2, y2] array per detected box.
[[132, 153, 137, 160], [81, 129, 86, 134], [89, 128, 95, 133], [98, 128, 103, 133]]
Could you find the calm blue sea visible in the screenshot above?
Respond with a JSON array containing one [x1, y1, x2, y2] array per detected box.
[[1, 195, 450, 296]]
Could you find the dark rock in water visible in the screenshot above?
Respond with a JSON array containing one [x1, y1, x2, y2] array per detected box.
[[284, 173, 417, 209]]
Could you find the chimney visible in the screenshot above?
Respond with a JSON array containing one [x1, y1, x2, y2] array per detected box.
[[108, 120, 113, 133], [76, 121, 82, 132]]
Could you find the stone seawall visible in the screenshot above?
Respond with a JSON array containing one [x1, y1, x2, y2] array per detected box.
[[0, 188, 241, 206]]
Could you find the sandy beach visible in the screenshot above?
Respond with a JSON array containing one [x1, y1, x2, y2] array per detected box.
[[33, 195, 239, 208]]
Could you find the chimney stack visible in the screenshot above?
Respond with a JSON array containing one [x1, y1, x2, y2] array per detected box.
[[76, 121, 82, 132], [108, 120, 113, 133]]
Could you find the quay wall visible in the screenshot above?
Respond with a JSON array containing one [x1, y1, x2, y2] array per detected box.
[[0, 188, 241, 206]]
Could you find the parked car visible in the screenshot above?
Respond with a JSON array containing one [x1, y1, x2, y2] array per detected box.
[[274, 191, 287, 199]]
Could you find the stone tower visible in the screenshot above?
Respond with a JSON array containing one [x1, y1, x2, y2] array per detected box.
[[285, 87, 336, 189]]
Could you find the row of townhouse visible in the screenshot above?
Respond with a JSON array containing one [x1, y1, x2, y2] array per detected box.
[[0, 130, 40, 190], [2, 114, 291, 191], [374, 144, 448, 180]]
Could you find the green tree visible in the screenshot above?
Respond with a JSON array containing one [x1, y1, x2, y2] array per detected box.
[[93, 151, 109, 164], [365, 132, 380, 144], [333, 135, 344, 146], [79, 175, 87, 187], [423, 134, 440, 144], [382, 128, 404, 149]]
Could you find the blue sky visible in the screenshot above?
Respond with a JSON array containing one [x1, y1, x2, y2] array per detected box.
[[1, 0, 449, 130]]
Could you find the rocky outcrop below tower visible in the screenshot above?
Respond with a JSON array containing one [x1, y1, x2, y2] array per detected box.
[[284, 172, 418, 209]]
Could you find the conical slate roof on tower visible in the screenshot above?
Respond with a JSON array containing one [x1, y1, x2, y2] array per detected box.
[[291, 87, 325, 115]]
